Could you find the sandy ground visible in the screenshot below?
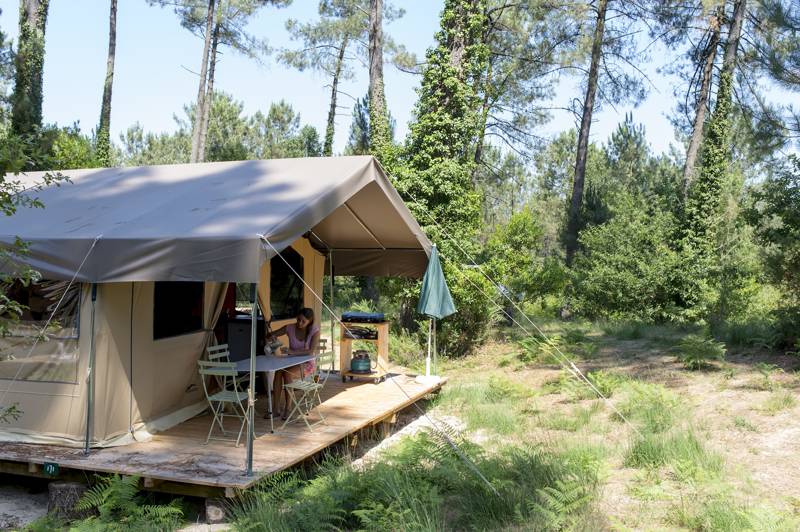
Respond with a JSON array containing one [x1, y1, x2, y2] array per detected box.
[[0, 484, 48, 530]]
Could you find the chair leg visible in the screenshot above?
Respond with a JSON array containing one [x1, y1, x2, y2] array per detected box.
[[206, 402, 223, 444]]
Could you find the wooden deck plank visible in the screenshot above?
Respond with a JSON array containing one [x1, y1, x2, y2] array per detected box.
[[0, 373, 445, 490]]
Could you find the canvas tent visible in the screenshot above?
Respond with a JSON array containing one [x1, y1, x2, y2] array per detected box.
[[0, 156, 431, 449]]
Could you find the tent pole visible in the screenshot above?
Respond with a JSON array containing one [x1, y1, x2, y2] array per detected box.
[[84, 283, 98, 455], [246, 282, 257, 476], [328, 252, 334, 371]]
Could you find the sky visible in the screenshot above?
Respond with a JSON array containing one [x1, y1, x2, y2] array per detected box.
[[0, 1, 685, 158]]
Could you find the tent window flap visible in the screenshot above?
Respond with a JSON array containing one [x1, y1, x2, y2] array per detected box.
[[0, 280, 81, 383]]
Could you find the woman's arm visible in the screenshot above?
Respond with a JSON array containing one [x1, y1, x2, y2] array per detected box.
[[269, 325, 288, 339]]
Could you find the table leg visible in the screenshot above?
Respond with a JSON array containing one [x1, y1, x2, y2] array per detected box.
[[267, 371, 274, 434]]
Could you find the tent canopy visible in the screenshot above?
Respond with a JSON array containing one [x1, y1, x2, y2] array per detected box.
[[0, 156, 431, 282]]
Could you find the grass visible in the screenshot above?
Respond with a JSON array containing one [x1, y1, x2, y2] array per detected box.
[[624, 430, 723, 479], [543, 402, 603, 432], [760, 389, 797, 415], [733, 416, 759, 432], [613, 381, 683, 433]]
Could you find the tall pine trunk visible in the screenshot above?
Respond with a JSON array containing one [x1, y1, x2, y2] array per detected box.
[[565, 0, 608, 266], [682, 7, 721, 195], [323, 35, 348, 157], [97, 0, 118, 167], [368, 0, 389, 155], [190, 0, 216, 163], [684, 0, 746, 266], [197, 19, 220, 163], [11, 0, 49, 136]]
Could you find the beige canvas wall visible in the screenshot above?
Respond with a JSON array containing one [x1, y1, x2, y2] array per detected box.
[[0, 237, 326, 447]]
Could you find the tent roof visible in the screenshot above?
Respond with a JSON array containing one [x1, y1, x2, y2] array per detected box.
[[0, 156, 431, 282]]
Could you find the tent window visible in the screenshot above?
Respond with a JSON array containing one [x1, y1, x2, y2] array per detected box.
[[0, 280, 81, 383], [270, 247, 304, 320], [153, 282, 204, 340]]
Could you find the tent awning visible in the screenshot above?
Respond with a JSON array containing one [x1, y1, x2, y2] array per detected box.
[[0, 156, 431, 282]]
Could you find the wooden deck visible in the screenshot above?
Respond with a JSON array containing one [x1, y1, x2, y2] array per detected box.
[[0, 372, 445, 493]]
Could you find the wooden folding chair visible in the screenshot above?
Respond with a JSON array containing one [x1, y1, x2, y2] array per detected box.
[[198, 360, 249, 446], [281, 351, 335, 432]]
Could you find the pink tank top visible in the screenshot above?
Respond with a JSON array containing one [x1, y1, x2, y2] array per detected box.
[[286, 323, 319, 351], [286, 323, 319, 375]]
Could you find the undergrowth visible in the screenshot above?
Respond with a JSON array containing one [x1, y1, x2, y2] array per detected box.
[[229, 430, 603, 531]]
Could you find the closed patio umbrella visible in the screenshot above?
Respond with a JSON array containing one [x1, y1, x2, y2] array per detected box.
[[416, 245, 455, 383]]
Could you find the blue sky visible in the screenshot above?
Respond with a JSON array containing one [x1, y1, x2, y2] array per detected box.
[[0, 0, 683, 157]]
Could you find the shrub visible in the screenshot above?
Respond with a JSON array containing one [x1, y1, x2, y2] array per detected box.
[[572, 202, 709, 322], [675, 335, 726, 370]]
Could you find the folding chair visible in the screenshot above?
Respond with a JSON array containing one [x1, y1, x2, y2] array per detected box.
[[198, 360, 249, 446], [206, 343, 249, 392], [281, 351, 335, 432]]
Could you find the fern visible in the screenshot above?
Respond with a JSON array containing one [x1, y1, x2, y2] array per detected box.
[[675, 335, 726, 370], [529, 477, 594, 530], [73, 475, 183, 531]]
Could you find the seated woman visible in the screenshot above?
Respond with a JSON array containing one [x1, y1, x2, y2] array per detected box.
[[267, 308, 320, 420]]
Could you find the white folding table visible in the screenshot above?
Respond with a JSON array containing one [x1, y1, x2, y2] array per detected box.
[[235, 354, 315, 434]]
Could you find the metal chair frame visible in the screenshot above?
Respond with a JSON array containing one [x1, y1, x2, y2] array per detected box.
[[198, 360, 249, 446], [280, 351, 335, 432]]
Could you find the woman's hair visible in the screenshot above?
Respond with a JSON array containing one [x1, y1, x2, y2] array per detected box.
[[297, 307, 314, 331]]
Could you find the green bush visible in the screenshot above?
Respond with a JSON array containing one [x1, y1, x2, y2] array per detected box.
[[675, 335, 726, 370], [572, 201, 709, 322]]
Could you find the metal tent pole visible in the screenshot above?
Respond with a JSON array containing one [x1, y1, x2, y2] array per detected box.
[[246, 282, 257, 476], [84, 283, 98, 455], [328, 252, 334, 372]]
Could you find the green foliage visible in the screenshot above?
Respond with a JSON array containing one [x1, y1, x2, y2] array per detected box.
[[72, 475, 183, 531], [614, 381, 682, 434], [675, 334, 726, 370], [573, 200, 703, 321], [231, 430, 601, 531], [748, 155, 800, 347], [11, 0, 49, 136], [624, 429, 723, 475], [484, 205, 568, 304], [119, 93, 321, 165]]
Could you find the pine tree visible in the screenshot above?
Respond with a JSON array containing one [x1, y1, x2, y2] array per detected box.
[[11, 0, 49, 136], [96, 0, 118, 167]]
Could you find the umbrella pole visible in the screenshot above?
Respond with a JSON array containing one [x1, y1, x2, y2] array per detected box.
[[425, 318, 432, 377], [433, 318, 437, 376]]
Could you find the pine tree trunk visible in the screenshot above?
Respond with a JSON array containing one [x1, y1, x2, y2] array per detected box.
[[190, 0, 216, 163], [721, 0, 746, 75], [682, 8, 721, 196], [97, 0, 118, 167], [197, 19, 220, 163], [565, 0, 608, 266], [323, 35, 348, 157], [473, 59, 493, 174], [368, 0, 389, 156], [11, 0, 49, 136]]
